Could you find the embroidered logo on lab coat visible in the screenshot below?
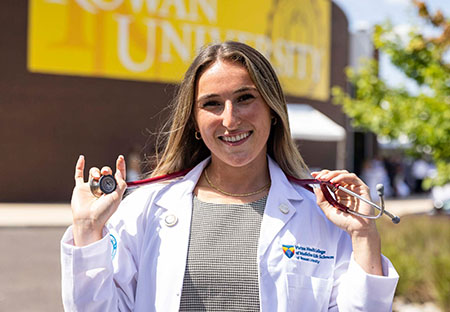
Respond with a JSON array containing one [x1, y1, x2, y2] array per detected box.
[[282, 244, 334, 264], [282, 245, 295, 258]]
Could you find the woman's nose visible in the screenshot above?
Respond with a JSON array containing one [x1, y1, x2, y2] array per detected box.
[[222, 100, 240, 129]]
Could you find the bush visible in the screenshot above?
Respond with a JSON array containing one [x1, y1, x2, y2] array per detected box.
[[378, 215, 450, 311]]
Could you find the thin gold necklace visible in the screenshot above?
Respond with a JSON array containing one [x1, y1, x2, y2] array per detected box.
[[204, 168, 271, 197]]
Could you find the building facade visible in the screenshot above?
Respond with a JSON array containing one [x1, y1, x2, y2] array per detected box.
[[1, 0, 351, 201]]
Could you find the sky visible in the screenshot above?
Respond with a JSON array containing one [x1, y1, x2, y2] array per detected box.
[[332, 0, 450, 91]]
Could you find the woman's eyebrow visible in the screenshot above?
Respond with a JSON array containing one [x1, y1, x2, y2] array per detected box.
[[196, 86, 258, 102], [233, 86, 258, 94], [196, 93, 219, 102]]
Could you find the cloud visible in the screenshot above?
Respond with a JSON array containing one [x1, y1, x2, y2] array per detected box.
[[393, 23, 413, 37], [355, 20, 371, 31], [384, 0, 410, 6]]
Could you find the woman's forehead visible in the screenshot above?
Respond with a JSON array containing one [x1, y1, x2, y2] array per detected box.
[[196, 60, 255, 93]]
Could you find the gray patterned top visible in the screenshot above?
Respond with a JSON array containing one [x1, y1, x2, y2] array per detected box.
[[179, 195, 267, 311]]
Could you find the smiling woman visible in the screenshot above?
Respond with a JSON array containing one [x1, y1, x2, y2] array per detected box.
[[193, 60, 273, 195], [61, 41, 399, 311]]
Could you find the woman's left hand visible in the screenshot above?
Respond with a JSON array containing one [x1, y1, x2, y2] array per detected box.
[[311, 169, 383, 275], [311, 169, 376, 235]]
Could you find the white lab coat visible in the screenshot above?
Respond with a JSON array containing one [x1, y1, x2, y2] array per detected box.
[[61, 156, 399, 311]]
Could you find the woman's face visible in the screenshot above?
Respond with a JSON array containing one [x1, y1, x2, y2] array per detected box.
[[194, 60, 272, 169]]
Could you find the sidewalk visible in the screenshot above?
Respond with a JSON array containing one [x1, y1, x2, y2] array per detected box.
[[381, 194, 434, 218], [0, 203, 72, 227], [0, 195, 435, 227]]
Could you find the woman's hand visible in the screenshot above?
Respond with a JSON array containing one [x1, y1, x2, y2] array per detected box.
[[71, 155, 127, 246], [311, 169, 377, 235], [311, 169, 383, 275]]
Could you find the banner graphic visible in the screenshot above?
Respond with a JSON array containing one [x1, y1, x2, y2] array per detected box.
[[28, 0, 331, 100]]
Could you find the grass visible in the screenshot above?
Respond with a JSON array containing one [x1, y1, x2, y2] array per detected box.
[[378, 214, 450, 311]]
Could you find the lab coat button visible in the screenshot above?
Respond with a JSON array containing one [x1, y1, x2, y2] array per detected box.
[[164, 214, 178, 227], [279, 204, 289, 214]]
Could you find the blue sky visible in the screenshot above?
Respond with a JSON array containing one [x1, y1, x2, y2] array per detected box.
[[332, 0, 450, 91]]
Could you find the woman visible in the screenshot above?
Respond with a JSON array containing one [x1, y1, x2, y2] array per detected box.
[[62, 41, 398, 311]]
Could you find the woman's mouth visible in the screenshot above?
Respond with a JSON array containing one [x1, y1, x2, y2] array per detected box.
[[220, 131, 252, 143]]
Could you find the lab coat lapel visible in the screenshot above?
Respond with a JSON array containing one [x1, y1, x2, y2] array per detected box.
[[152, 158, 210, 311], [259, 157, 304, 259]]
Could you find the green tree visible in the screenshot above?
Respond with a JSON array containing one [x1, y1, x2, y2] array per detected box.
[[333, 0, 450, 187]]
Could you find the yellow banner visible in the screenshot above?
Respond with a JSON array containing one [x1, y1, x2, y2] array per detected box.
[[28, 0, 331, 100]]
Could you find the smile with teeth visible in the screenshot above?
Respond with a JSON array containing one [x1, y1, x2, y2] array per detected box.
[[221, 131, 252, 143]]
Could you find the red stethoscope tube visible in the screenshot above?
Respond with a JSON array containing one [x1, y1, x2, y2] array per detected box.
[[91, 169, 400, 223]]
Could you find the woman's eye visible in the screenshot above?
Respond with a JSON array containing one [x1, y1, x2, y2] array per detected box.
[[202, 101, 220, 107], [237, 93, 255, 103]]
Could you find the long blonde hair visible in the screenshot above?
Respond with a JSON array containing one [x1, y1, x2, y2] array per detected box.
[[151, 41, 310, 179]]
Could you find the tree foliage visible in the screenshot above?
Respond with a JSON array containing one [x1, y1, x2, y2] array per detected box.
[[333, 0, 450, 186]]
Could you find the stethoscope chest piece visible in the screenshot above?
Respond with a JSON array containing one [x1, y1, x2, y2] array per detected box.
[[90, 175, 117, 197], [99, 175, 117, 194]]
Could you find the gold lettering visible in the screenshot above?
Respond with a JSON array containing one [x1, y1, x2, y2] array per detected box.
[[159, 0, 187, 19], [187, 0, 216, 22], [92, 0, 124, 11], [115, 14, 157, 72], [160, 20, 191, 62]]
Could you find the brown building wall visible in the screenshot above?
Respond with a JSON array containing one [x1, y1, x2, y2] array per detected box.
[[0, 1, 350, 202], [286, 2, 350, 171]]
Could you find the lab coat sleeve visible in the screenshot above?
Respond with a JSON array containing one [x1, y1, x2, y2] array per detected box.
[[61, 225, 137, 311], [328, 232, 399, 311]]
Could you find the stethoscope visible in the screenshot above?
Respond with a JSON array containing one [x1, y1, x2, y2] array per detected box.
[[90, 169, 400, 224]]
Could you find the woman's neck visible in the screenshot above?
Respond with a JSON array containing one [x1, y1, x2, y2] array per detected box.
[[194, 156, 271, 204]]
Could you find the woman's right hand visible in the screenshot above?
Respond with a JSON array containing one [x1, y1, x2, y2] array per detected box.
[[71, 155, 127, 246]]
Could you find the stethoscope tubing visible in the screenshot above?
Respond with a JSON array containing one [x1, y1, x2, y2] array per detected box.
[[92, 169, 400, 223]]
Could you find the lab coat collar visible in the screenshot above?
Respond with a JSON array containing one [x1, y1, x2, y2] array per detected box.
[[154, 157, 210, 210], [154, 155, 304, 210], [259, 156, 305, 258], [267, 156, 304, 202]]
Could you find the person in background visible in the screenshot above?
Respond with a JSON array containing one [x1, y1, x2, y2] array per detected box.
[[411, 158, 432, 193], [361, 156, 392, 200], [61, 41, 398, 311], [126, 144, 142, 182]]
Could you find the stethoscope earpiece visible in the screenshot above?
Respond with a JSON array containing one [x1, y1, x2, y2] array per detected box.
[[287, 177, 401, 224]]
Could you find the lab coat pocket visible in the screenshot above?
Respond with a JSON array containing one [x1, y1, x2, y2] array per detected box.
[[286, 273, 332, 312]]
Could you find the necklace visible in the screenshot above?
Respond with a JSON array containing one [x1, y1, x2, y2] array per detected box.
[[204, 168, 271, 197]]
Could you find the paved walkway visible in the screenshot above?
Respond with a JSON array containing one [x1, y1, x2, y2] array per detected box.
[[0, 195, 435, 227], [0, 203, 72, 227]]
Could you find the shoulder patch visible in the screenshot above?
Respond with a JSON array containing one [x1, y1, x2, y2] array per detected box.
[[110, 234, 117, 260]]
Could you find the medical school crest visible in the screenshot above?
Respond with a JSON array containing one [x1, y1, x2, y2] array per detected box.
[[281, 244, 335, 264], [282, 245, 295, 259]]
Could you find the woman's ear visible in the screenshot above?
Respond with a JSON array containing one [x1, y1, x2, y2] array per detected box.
[[271, 116, 277, 126]]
